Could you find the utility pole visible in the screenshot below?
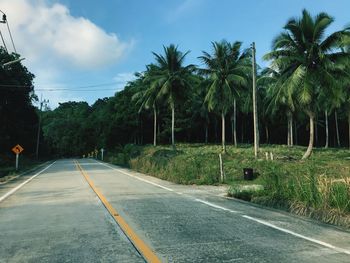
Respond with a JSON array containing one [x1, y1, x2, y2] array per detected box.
[[36, 95, 49, 159], [251, 42, 259, 158]]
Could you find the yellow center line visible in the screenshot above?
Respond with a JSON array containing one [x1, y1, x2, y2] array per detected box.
[[74, 160, 161, 263]]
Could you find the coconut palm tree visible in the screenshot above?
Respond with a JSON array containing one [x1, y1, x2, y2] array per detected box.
[[189, 76, 211, 143], [199, 40, 250, 152], [341, 41, 350, 149], [148, 44, 195, 150], [264, 9, 349, 159], [132, 64, 161, 146], [260, 67, 297, 146]]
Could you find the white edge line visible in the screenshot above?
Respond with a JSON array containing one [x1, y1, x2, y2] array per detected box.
[[0, 161, 50, 185], [194, 198, 238, 213], [242, 215, 350, 255], [0, 161, 56, 203], [98, 162, 175, 192], [96, 160, 350, 255]]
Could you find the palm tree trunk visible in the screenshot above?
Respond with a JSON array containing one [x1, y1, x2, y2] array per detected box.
[[287, 120, 290, 146], [252, 42, 259, 158], [294, 121, 298, 145], [265, 125, 269, 144], [290, 115, 293, 146], [315, 116, 318, 147], [222, 111, 226, 153], [233, 99, 237, 147], [348, 111, 350, 150], [231, 118, 234, 144], [325, 110, 329, 148], [153, 106, 157, 146], [241, 115, 244, 143], [141, 118, 143, 144], [171, 102, 175, 150], [214, 118, 218, 143], [302, 111, 315, 159], [287, 113, 291, 146], [205, 123, 208, 144], [157, 121, 160, 141], [335, 110, 340, 147]]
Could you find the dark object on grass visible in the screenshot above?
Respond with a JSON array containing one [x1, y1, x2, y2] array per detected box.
[[243, 168, 254, 180]]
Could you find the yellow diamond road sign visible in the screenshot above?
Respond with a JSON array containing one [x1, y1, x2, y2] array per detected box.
[[12, 144, 24, 155]]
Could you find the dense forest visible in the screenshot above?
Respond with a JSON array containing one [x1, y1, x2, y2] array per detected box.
[[1, 10, 350, 161], [0, 48, 38, 163]]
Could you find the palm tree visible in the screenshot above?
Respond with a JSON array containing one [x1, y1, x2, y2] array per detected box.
[[190, 77, 211, 143], [260, 67, 296, 146], [264, 9, 349, 159], [132, 64, 161, 146], [147, 45, 195, 150], [341, 42, 350, 149], [199, 41, 250, 152]]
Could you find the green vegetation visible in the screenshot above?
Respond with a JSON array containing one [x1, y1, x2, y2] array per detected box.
[[264, 10, 350, 159], [35, 9, 350, 159], [0, 156, 43, 182], [106, 143, 350, 227], [1, 9, 350, 226]]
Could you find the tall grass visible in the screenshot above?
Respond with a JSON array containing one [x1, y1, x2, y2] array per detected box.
[[108, 144, 220, 184], [255, 163, 350, 227], [107, 143, 350, 228]]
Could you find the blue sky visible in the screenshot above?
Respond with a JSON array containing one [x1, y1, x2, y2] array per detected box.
[[1, 0, 350, 107]]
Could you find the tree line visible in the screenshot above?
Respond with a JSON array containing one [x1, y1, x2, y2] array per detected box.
[[1, 10, 350, 160], [0, 47, 38, 163]]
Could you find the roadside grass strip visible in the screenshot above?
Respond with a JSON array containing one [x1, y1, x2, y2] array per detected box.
[[75, 160, 161, 263]]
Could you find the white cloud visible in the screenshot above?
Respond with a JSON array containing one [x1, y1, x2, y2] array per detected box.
[[0, 0, 133, 108], [0, 0, 131, 69]]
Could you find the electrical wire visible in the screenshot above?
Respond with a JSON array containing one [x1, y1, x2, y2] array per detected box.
[[0, 88, 118, 92], [36, 88, 118, 92], [5, 19, 16, 53], [0, 81, 119, 89], [0, 81, 123, 93], [0, 28, 8, 52]]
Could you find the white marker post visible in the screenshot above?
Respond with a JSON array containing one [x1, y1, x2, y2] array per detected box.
[[101, 148, 104, 161], [15, 153, 19, 170]]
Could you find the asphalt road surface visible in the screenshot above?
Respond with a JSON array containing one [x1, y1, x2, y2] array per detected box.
[[0, 159, 350, 262]]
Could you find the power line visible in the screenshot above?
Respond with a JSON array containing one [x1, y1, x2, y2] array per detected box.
[[0, 87, 119, 92], [4, 15, 16, 53], [0, 83, 121, 92], [0, 81, 120, 89], [36, 88, 118, 92], [0, 29, 7, 52]]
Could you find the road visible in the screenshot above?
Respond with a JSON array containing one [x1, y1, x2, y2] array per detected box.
[[0, 159, 350, 262]]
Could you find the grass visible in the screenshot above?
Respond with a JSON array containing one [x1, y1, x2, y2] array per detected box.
[[0, 155, 44, 182], [106, 143, 350, 228]]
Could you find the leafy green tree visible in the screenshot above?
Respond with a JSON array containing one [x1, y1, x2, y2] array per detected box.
[[42, 102, 90, 156], [0, 48, 38, 156], [147, 44, 195, 150], [199, 40, 250, 152], [264, 9, 349, 159]]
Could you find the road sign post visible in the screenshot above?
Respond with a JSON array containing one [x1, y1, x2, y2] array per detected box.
[[101, 148, 104, 161], [12, 144, 24, 171], [15, 153, 19, 170]]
